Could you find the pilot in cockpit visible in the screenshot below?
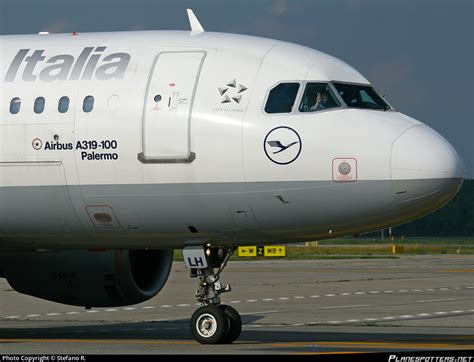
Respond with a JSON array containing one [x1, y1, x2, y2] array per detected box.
[[301, 91, 329, 112], [341, 88, 357, 106], [311, 92, 329, 111], [299, 83, 341, 113]]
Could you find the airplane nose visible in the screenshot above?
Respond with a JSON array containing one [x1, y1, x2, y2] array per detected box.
[[392, 124, 465, 179], [391, 124, 464, 209]]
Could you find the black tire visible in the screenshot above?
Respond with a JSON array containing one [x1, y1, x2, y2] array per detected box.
[[190, 305, 230, 344], [219, 304, 242, 344]]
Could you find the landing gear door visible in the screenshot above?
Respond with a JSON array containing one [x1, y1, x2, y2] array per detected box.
[[139, 51, 206, 163]]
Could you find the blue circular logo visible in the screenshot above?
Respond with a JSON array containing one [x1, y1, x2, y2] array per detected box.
[[264, 126, 302, 165]]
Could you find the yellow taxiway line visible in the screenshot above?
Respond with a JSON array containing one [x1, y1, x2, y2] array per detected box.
[[0, 339, 472, 350]]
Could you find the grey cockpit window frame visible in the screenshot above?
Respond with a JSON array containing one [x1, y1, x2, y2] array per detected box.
[[330, 81, 395, 111], [263, 81, 348, 116], [262, 81, 302, 115], [297, 82, 343, 114]]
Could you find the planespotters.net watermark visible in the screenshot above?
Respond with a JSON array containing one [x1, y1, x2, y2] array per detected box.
[[389, 355, 473, 362]]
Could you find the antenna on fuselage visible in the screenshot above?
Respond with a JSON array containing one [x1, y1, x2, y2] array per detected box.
[[187, 9, 205, 35]]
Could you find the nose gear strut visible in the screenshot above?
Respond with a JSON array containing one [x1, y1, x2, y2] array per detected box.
[[195, 247, 233, 305], [183, 246, 242, 344]]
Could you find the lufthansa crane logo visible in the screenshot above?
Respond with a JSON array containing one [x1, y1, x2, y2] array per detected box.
[[264, 126, 302, 165], [218, 79, 248, 104]]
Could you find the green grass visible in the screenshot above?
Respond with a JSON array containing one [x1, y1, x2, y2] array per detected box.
[[315, 237, 474, 246], [289, 244, 474, 256], [173, 250, 398, 261], [267, 254, 399, 260], [173, 240, 474, 262]]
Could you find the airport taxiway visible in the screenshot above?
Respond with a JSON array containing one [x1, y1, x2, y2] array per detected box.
[[1, 255, 473, 354]]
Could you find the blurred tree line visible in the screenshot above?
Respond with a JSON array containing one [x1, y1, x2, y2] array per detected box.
[[394, 179, 473, 236]]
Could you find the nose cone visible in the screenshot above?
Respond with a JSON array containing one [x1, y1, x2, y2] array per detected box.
[[391, 124, 464, 213], [392, 124, 464, 179]]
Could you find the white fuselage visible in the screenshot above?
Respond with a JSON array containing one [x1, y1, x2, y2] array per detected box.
[[0, 30, 464, 250]]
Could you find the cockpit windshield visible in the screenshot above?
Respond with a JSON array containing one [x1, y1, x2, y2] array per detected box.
[[333, 83, 391, 111], [299, 83, 341, 112]]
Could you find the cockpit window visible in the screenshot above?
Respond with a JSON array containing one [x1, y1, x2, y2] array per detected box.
[[265, 83, 300, 114], [333, 83, 391, 111], [299, 83, 340, 112]]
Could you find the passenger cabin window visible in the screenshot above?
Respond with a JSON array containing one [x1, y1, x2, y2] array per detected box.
[[265, 83, 300, 114], [299, 83, 340, 112], [10, 97, 21, 114], [34, 97, 45, 114], [58, 96, 70, 113], [83, 95, 94, 113], [333, 83, 390, 111]]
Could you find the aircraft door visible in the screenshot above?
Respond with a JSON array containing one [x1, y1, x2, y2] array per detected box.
[[139, 51, 206, 163]]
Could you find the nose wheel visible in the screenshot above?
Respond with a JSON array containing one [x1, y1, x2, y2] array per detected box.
[[191, 305, 229, 344], [184, 246, 242, 344], [190, 304, 242, 344], [219, 304, 242, 343]]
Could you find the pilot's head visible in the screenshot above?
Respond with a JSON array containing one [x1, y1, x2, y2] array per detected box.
[[316, 92, 328, 104], [342, 89, 356, 103]]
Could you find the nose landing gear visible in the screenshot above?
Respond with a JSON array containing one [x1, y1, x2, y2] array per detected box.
[[184, 246, 242, 344]]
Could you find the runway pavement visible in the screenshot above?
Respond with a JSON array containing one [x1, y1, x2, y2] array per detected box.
[[0, 255, 473, 354]]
